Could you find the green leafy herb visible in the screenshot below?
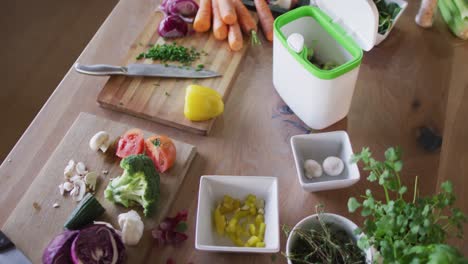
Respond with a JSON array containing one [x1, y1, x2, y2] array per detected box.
[[374, 0, 402, 34], [165, 91, 170, 96], [348, 147, 467, 263], [136, 43, 201, 65]]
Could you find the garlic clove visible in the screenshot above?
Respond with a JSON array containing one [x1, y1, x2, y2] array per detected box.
[[64, 160, 75, 179], [53, 203, 60, 208], [304, 159, 323, 178], [75, 162, 87, 176], [322, 156, 344, 176], [58, 184, 65, 196]]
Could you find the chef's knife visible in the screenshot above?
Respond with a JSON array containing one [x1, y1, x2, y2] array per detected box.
[[74, 63, 222, 79], [0, 231, 32, 264]]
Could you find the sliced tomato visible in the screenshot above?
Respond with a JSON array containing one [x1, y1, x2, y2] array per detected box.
[[145, 135, 177, 173], [116, 129, 145, 158]]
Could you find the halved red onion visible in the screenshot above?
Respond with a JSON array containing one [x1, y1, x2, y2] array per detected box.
[[158, 15, 189, 38]]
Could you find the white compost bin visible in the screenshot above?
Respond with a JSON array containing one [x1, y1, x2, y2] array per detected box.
[[273, 0, 382, 129]]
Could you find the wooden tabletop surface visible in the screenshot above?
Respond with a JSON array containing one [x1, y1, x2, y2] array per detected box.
[[1, 0, 467, 262]]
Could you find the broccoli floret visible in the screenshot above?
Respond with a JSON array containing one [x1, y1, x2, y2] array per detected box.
[[104, 154, 160, 216]]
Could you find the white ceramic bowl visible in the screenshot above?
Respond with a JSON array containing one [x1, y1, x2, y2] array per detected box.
[[195, 175, 280, 253], [375, 0, 408, 45], [286, 213, 372, 264], [290, 131, 360, 192]]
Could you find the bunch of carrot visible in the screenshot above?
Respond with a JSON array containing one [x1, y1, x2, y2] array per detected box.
[[193, 0, 274, 51]]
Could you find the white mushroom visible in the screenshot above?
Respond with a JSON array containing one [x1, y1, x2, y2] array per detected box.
[[85, 172, 98, 191], [89, 131, 111, 152], [323, 156, 344, 176], [63, 181, 74, 192], [58, 184, 65, 196], [71, 179, 86, 202], [70, 175, 83, 182], [304, 159, 323, 178], [118, 210, 144, 246], [64, 160, 75, 179], [75, 162, 87, 176]]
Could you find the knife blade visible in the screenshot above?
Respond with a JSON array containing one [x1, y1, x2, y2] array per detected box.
[[74, 63, 222, 79], [0, 231, 32, 264]]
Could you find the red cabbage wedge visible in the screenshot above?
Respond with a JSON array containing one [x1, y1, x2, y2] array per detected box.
[[42, 230, 79, 264], [71, 224, 125, 264]]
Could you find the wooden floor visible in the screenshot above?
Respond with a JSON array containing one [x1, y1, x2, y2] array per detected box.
[[0, 0, 118, 162]]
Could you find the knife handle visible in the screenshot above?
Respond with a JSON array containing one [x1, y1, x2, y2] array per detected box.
[[0, 231, 14, 251], [74, 63, 127, 76]]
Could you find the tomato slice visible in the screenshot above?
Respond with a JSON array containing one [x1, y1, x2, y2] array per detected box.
[[116, 129, 145, 158], [145, 135, 177, 173]]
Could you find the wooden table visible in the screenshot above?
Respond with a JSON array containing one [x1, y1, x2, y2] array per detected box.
[[1, 0, 467, 262]]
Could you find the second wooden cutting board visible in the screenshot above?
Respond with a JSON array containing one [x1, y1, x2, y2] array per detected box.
[[1, 112, 196, 263], [97, 11, 253, 135]]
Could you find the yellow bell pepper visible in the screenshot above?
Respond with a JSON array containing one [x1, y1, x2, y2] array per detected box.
[[184, 85, 224, 121], [214, 205, 226, 236]]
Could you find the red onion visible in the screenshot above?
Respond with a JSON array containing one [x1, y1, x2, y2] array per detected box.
[[158, 15, 189, 38], [167, 0, 199, 18]]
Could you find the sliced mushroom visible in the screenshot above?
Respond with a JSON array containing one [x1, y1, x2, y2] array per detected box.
[[64, 160, 75, 179], [85, 172, 98, 191], [71, 179, 86, 202], [63, 181, 74, 192], [89, 131, 111, 152], [70, 175, 82, 182], [75, 162, 87, 176]]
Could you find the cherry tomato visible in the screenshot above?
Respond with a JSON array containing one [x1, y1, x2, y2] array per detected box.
[[145, 135, 177, 173], [116, 129, 145, 158]]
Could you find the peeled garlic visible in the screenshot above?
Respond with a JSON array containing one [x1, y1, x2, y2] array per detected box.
[[304, 159, 323, 178], [75, 162, 87, 176], [58, 184, 65, 196], [323, 156, 344, 176], [64, 160, 75, 179]]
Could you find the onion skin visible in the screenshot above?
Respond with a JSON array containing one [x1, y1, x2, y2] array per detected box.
[[168, 0, 199, 17], [42, 230, 79, 264], [70, 224, 125, 264], [158, 15, 189, 38]]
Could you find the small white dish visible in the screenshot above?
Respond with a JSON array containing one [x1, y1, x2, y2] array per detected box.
[[195, 175, 280, 253], [285, 213, 372, 263], [290, 131, 360, 192], [375, 0, 408, 45]]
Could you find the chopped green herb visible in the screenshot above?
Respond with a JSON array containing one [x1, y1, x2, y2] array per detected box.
[[196, 64, 204, 71], [165, 91, 170, 96], [164, 63, 169, 67], [270, 254, 277, 262], [136, 42, 201, 65], [152, 139, 161, 147]]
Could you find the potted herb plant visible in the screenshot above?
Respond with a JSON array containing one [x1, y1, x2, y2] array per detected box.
[[348, 147, 468, 263], [283, 205, 372, 264]]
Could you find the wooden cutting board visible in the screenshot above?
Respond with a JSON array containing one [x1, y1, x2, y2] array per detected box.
[[97, 11, 253, 135], [1, 112, 196, 263]]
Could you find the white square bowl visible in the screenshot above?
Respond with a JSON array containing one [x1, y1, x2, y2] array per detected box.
[[290, 131, 360, 192], [195, 175, 280, 253]]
